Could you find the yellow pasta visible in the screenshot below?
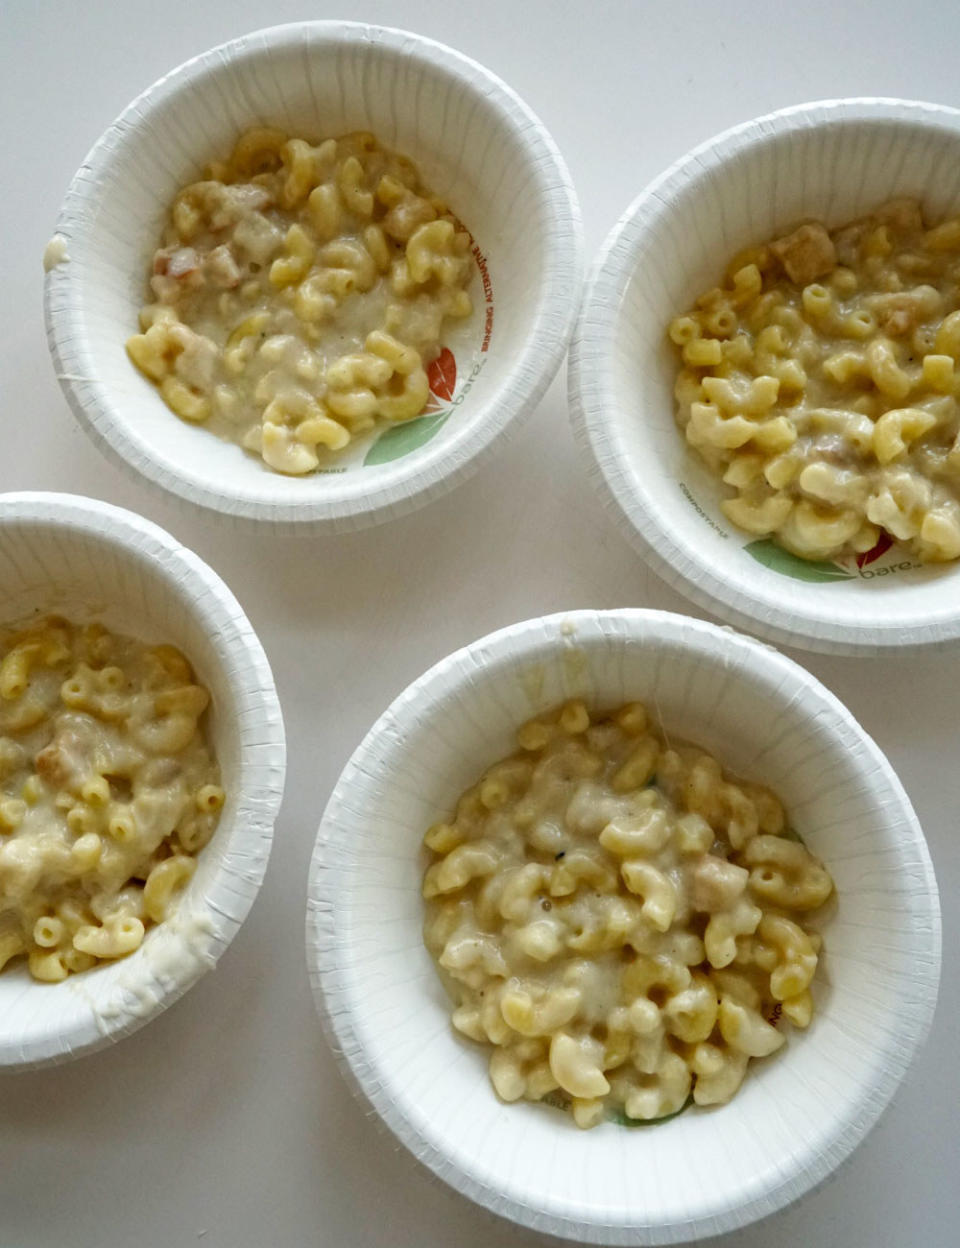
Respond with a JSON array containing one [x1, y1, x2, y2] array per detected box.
[[422, 701, 833, 1127], [668, 199, 960, 563], [126, 129, 475, 475], [0, 616, 224, 981]]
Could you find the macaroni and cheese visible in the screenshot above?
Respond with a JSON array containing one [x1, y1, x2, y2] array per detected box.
[[422, 700, 833, 1127], [670, 199, 960, 562], [0, 616, 224, 981], [127, 129, 474, 475]]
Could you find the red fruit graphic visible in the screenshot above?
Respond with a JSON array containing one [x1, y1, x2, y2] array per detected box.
[[427, 348, 456, 401], [856, 530, 894, 568]]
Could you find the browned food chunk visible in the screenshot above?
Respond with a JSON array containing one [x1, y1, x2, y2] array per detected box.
[[205, 244, 241, 289], [868, 287, 938, 337], [771, 223, 837, 284], [881, 304, 919, 336], [875, 198, 924, 232], [34, 721, 92, 792]]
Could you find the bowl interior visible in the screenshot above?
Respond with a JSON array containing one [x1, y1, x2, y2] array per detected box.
[[50, 24, 572, 520], [311, 611, 938, 1241], [0, 502, 275, 1066], [594, 105, 960, 645]]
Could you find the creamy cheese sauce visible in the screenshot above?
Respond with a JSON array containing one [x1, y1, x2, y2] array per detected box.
[[423, 700, 833, 1126], [671, 199, 960, 562], [127, 129, 474, 475], [0, 616, 223, 981]]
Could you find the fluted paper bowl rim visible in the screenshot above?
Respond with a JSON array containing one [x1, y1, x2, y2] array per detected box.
[[0, 492, 285, 1068], [569, 98, 960, 655], [44, 21, 582, 531], [305, 607, 940, 1243]]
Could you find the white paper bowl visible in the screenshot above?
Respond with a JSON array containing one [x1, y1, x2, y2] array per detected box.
[[0, 493, 285, 1069], [569, 99, 960, 654], [306, 608, 940, 1244], [44, 21, 582, 532]]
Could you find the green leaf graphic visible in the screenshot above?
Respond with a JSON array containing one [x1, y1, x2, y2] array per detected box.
[[745, 540, 853, 583], [540, 1090, 694, 1128], [609, 1094, 694, 1128], [363, 410, 451, 466]]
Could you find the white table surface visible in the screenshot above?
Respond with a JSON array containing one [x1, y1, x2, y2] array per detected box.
[[1, 1, 957, 1244]]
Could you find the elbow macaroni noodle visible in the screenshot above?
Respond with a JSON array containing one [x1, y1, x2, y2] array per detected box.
[[422, 700, 833, 1127], [127, 129, 474, 475], [0, 617, 224, 982], [669, 199, 960, 562]]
